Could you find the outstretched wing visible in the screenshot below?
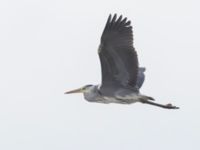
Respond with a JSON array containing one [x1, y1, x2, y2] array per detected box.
[[98, 14, 138, 90]]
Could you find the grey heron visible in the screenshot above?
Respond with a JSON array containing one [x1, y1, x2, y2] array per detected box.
[[65, 14, 179, 109]]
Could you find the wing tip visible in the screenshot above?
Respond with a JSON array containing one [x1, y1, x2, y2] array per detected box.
[[106, 14, 132, 29]]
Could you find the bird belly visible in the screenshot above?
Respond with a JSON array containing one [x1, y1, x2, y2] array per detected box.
[[102, 97, 122, 104], [115, 94, 141, 104], [102, 94, 140, 104]]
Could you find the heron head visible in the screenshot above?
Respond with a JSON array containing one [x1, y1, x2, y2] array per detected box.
[[65, 84, 93, 94]]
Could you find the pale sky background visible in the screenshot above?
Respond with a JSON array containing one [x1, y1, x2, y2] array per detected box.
[[0, 0, 200, 150]]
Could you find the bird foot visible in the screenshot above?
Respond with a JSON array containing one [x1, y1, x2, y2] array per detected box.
[[165, 103, 179, 109]]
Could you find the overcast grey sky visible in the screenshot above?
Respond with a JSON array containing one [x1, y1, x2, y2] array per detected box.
[[0, 0, 200, 150]]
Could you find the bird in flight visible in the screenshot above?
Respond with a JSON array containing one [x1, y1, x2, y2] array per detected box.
[[65, 14, 179, 109]]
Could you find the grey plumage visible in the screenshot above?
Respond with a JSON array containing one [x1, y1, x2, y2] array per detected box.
[[65, 14, 179, 109], [136, 67, 146, 89]]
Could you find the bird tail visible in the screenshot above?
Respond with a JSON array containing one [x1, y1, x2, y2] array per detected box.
[[139, 95, 155, 101]]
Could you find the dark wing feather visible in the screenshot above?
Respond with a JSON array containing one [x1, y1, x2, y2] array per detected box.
[[136, 67, 146, 89], [98, 14, 138, 89]]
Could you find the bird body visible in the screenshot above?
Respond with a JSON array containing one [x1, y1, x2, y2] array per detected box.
[[82, 66, 147, 104], [65, 14, 179, 109], [82, 85, 142, 104]]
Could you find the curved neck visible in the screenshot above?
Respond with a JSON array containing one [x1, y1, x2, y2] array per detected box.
[[83, 85, 100, 102]]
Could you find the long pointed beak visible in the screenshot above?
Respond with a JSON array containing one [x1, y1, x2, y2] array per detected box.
[[64, 88, 83, 94]]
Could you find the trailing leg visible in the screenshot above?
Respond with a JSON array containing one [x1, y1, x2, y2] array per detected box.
[[139, 99, 179, 109]]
